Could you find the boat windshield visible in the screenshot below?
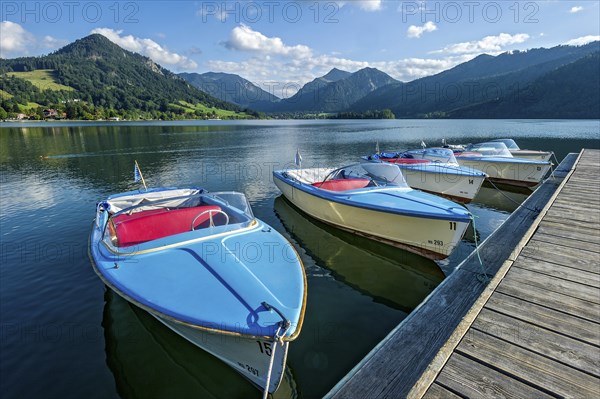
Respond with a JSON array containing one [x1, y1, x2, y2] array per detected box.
[[404, 148, 458, 164], [323, 163, 409, 188], [99, 191, 255, 249], [490, 139, 520, 150], [464, 142, 514, 158]]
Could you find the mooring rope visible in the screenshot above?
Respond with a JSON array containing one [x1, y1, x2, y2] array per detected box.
[[261, 303, 292, 399], [486, 178, 540, 213], [470, 213, 491, 283], [262, 326, 282, 399]]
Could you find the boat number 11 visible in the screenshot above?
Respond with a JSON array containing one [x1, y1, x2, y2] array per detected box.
[[257, 341, 272, 356], [449, 222, 457, 230]]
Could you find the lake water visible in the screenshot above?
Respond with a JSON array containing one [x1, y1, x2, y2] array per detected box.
[[1, 119, 598, 399]]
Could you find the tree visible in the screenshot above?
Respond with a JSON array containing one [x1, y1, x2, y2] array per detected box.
[[0, 106, 7, 120]]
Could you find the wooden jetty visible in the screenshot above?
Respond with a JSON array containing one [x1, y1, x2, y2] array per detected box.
[[327, 149, 600, 398]]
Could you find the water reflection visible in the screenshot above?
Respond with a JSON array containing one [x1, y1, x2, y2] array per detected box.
[[274, 196, 445, 312], [102, 289, 299, 399]]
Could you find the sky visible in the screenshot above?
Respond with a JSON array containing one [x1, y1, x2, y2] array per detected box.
[[1, 0, 599, 97]]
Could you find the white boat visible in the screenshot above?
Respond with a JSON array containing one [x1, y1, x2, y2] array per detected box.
[[362, 147, 487, 203], [89, 188, 306, 394], [447, 139, 553, 161], [454, 142, 552, 188], [490, 139, 553, 161], [273, 163, 472, 260]]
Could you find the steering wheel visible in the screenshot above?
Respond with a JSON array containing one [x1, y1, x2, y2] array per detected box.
[[191, 209, 229, 230]]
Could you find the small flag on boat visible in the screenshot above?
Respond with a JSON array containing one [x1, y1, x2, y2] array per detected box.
[[376, 141, 380, 154], [134, 160, 147, 190], [295, 148, 302, 167], [134, 162, 141, 183], [421, 140, 427, 148]]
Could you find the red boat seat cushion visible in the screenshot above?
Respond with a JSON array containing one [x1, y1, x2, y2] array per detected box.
[[382, 158, 430, 164], [312, 178, 371, 191], [110, 205, 222, 247]]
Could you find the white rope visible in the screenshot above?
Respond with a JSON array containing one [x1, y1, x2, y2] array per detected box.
[[261, 321, 292, 399]]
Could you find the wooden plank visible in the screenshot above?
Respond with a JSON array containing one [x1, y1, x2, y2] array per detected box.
[[521, 242, 600, 274], [504, 267, 600, 304], [456, 329, 600, 399], [554, 199, 600, 211], [533, 232, 600, 254], [557, 191, 600, 200], [555, 193, 600, 204], [551, 201, 600, 214], [485, 292, 600, 347], [435, 353, 554, 399], [472, 308, 600, 376], [496, 278, 600, 323], [514, 255, 600, 287], [537, 221, 600, 245], [546, 207, 600, 224], [422, 383, 462, 399], [542, 215, 600, 233]]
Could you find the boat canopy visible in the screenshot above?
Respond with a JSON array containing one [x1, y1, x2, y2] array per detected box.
[[323, 163, 409, 188], [404, 147, 458, 164], [490, 138, 520, 150], [464, 142, 514, 158], [284, 163, 410, 189]]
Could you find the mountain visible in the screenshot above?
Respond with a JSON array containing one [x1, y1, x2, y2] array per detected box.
[[350, 42, 600, 118], [179, 72, 278, 108], [255, 67, 397, 113], [0, 34, 247, 120], [449, 51, 600, 119]]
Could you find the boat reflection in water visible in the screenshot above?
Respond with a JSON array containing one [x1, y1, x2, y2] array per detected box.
[[102, 290, 299, 399], [472, 186, 530, 213], [274, 196, 445, 312]]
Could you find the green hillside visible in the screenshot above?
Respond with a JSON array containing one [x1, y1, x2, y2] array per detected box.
[[6, 70, 74, 91], [0, 34, 252, 120]]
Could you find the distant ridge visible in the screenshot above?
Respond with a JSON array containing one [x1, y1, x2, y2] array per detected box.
[[253, 67, 398, 113], [179, 72, 279, 108], [350, 42, 600, 118]]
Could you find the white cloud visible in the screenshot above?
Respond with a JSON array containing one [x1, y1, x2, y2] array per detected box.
[[569, 6, 583, 13], [205, 52, 473, 98], [0, 21, 34, 56], [0, 21, 64, 58], [90, 28, 197, 70], [565, 35, 600, 46], [224, 24, 312, 59], [434, 33, 530, 55], [335, 1, 382, 11], [407, 21, 438, 39], [357, 0, 382, 11]]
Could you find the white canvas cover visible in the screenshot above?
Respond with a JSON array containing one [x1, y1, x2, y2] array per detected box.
[[106, 188, 201, 214]]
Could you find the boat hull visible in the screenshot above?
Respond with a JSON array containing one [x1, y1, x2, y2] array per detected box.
[[456, 158, 551, 188], [399, 166, 486, 203], [154, 315, 288, 393], [273, 176, 469, 260], [509, 149, 553, 162]]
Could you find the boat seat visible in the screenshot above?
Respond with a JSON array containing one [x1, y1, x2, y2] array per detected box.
[[312, 178, 371, 191], [110, 205, 223, 247]]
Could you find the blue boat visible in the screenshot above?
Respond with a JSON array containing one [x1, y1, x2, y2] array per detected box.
[[273, 163, 472, 260], [89, 187, 306, 394]]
